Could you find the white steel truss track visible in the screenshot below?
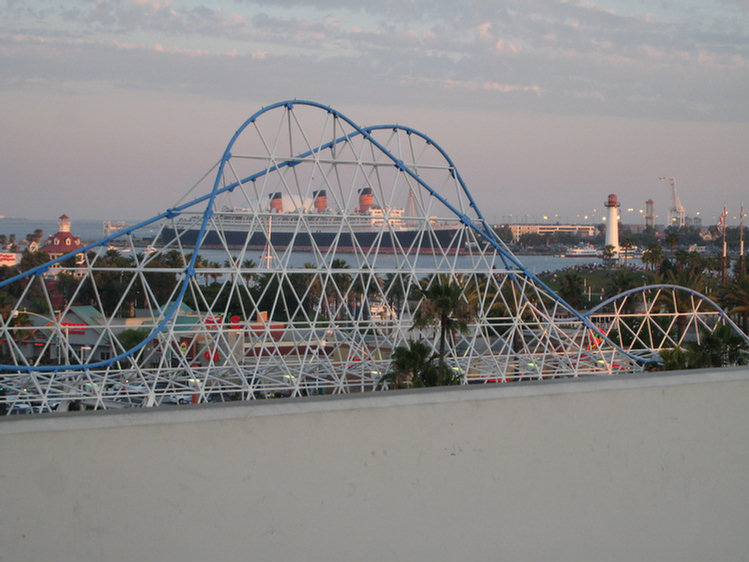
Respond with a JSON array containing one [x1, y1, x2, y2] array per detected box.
[[1, 101, 744, 414]]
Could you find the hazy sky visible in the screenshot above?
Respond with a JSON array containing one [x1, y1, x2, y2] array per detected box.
[[1, 0, 748, 225]]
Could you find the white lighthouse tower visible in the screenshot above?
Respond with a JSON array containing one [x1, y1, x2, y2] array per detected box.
[[604, 194, 620, 258]]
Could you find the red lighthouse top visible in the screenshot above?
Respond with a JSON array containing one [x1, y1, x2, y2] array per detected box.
[[605, 194, 619, 207]]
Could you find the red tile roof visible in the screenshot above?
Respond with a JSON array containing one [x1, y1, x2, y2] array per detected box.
[[40, 232, 84, 256]]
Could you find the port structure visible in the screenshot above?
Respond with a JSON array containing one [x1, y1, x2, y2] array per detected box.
[[659, 176, 686, 228], [1, 101, 744, 414]]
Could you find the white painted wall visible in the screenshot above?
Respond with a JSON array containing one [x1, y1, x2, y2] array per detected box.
[[2, 368, 748, 562]]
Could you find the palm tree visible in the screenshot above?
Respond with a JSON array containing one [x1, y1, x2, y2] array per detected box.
[[693, 324, 748, 367], [207, 260, 221, 285], [665, 228, 679, 258], [641, 244, 664, 271], [557, 271, 585, 310], [719, 276, 749, 335], [328, 258, 351, 318], [660, 269, 708, 342], [387, 340, 433, 388], [604, 269, 641, 301], [241, 259, 257, 286], [413, 278, 474, 378], [301, 262, 323, 316], [620, 237, 634, 266], [383, 272, 409, 314], [601, 244, 616, 265], [666, 268, 707, 294], [660, 324, 749, 370]]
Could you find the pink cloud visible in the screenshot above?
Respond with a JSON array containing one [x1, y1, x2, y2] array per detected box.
[[495, 38, 521, 54], [482, 82, 543, 95], [132, 0, 171, 9]]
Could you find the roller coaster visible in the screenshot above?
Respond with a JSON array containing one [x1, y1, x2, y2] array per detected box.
[[1, 101, 746, 414]]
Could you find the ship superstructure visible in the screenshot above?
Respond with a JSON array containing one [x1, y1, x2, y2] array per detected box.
[[161, 187, 463, 254]]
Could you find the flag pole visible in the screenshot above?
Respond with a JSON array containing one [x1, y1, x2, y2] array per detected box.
[[740, 202, 745, 278], [722, 202, 727, 287]]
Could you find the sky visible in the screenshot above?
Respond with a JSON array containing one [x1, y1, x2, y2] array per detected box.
[[1, 0, 748, 226]]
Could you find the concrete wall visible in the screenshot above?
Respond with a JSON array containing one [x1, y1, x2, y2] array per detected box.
[[2, 368, 748, 562]]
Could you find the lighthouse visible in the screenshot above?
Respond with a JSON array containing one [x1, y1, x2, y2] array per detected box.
[[604, 194, 620, 257]]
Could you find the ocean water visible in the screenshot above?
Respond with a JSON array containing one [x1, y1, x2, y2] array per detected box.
[[0, 217, 637, 273], [0, 217, 110, 243]]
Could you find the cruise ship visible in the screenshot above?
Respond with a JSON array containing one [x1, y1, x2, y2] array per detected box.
[[160, 188, 465, 254]]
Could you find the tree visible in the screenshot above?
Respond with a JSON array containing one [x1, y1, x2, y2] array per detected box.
[[328, 258, 351, 317], [387, 340, 433, 388], [658, 325, 748, 370], [383, 272, 407, 313], [604, 269, 641, 301], [385, 339, 462, 388], [674, 249, 691, 271], [693, 324, 748, 367], [56, 271, 80, 306], [557, 271, 585, 309], [493, 225, 513, 243], [242, 258, 258, 286], [413, 278, 474, 378], [78, 249, 136, 317], [116, 328, 151, 354], [641, 244, 664, 271], [601, 244, 616, 265], [19, 249, 50, 272], [620, 237, 635, 266], [733, 256, 748, 278], [457, 273, 505, 318], [665, 268, 707, 294], [665, 228, 679, 258], [719, 276, 749, 335], [659, 269, 708, 341]]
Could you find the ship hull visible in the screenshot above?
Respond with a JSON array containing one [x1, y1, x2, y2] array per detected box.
[[160, 224, 465, 254]]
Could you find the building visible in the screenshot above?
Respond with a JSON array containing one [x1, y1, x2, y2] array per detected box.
[[13, 303, 200, 367], [644, 199, 655, 229], [39, 214, 85, 264], [503, 223, 597, 239]]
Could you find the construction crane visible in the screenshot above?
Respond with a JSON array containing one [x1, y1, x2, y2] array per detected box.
[[659, 176, 686, 228]]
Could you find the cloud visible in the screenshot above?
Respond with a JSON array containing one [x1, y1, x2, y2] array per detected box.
[[482, 81, 542, 95], [477, 21, 492, 40], [1, 0, 747, 122], [495, 38, 521, 54]]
